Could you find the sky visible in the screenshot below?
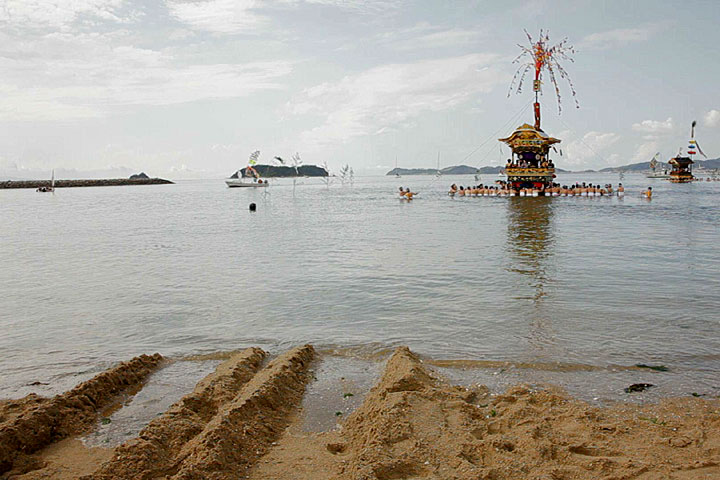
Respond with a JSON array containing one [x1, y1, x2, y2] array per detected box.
[[1, 0, 719, 179]]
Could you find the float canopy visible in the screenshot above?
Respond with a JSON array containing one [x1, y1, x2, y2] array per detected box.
[[669, 157, 693, 168], [499, 123, 561, 153]]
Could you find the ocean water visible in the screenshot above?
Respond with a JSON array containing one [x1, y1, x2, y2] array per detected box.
[[1, 173, 719, 402]]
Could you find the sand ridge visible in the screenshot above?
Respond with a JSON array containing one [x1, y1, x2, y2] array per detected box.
[[2, 346, 719, 480], [250, 346, 720, 480], [0, 353, 163, 476], [86, 347, 267, 480]]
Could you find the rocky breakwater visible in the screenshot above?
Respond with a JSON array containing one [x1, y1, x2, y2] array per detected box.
[[0, 177, 174, 189]]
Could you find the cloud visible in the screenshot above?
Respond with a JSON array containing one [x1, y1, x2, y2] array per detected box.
[[288, 53, 505, 146], [302, 0, 401, 11], [631, 117, 674, 137], [632, 140, 659, 163], [0, 31, 293, 121], [166, 0, 401, 34], [562, 131, 621, 166], [166, 0, 265, 34], [704, 109, 720, 128], [580, 25, 659, 50], [372, 22, 483, 51], [0, 0, 125, 30]]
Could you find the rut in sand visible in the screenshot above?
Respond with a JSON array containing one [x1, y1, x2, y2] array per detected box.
[[3, 345, 720, 480], [85, 347, 267, 480], [0, 353, 163, 476], [249, 346, 720, 480]]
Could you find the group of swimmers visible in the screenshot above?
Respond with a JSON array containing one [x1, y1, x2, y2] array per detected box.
[[448, 182, 630, 197], [397, 187, 418, 199]]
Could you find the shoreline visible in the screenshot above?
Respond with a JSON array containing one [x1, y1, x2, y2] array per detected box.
[[0, 178, 174, 189], [1, 346, 718, 479]]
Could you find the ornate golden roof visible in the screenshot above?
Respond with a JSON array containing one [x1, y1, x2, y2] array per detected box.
[[499, 123, 561, 150], [669, 156, 693, 168]]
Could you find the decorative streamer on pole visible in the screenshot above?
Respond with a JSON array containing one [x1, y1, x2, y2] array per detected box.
[[688, 120, 706, 158], [508, 29, 579, 130]]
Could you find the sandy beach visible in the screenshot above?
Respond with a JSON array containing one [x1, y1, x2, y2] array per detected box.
[[1, 346, 718, 480]]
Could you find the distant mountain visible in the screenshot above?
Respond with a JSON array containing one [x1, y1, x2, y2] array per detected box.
[[387, 165, 482, 176], [236, 164, 328, 178], [598, 158, 720, 173], [385, 158, 720, 176], [387, 164, 568, 176]]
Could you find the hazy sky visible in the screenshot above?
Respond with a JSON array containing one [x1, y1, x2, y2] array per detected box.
[[1, 0, 719, 178]]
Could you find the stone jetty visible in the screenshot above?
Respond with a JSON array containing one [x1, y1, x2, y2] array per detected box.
[[0, 178, 174, 189]]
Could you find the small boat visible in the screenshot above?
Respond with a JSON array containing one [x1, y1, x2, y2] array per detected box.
[[226, 151, 269, 187], [645, 153, 670, 178], [36, 169, 55, 192], [225, 177, 269, 188]]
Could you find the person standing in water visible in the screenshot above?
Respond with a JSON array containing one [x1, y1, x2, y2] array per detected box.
[[643, 186, 652, 199], [404, 187, 417, 199]]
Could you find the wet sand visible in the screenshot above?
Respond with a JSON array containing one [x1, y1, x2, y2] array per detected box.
[[1, 346, 719, 480]]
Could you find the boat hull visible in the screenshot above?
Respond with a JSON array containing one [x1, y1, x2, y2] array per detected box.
[[225, 179, 268, 188]]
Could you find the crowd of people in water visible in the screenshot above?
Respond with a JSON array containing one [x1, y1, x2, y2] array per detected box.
[[448, 181, 627, 197], [398, 182, 657, 199], [446, 182, 658, 198]]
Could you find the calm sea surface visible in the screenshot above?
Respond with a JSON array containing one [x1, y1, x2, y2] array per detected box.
[[2, 173, 719, 402]]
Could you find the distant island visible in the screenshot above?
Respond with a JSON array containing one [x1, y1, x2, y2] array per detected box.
[[236, 164, 328, 178], [597, 158, 720, 173], [387, 165, 486, 176], [387, 165, 566, 175], [387, 158, 720, 175]]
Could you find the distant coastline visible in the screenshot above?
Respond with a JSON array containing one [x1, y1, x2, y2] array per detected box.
[[0, 178, 174, 189], [387, 158, 720, 175]]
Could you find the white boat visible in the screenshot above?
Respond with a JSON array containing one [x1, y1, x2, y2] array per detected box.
[[226, 151, 269, 187], [225, 177, 268, 188], [645, 153, 671, 178]]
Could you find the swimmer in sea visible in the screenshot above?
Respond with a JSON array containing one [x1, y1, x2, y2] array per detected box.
[[617, 183, 625, 197], [643, 186, 652, 199], [404, 187, 417, 199], [449, 184, 458, 196]]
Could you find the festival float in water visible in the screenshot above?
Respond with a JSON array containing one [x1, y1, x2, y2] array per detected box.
[[500, 30, 578, 195], [667, 121, 706, 183]]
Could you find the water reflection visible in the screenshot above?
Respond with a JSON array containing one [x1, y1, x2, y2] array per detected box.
[[505, 197, 558, 355], [505, 197, 556, 300]]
